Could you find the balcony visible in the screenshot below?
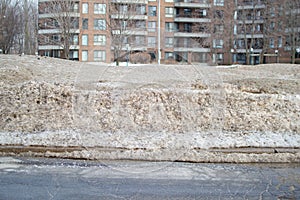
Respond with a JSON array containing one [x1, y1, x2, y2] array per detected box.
[[236, 33, 264, 39], [112, 29, 147, 36], [175, 17, 210, 23], [111, 0, 147, 4], [39, 12, 80, 19], [174, 32, 210, 38], [237, 2, 265, 10], [111, 14, 147, 20], [38, 29, 80, 34], [174, 47, 210, 52], [237, 19, 264, 24], [175, 0, 210, 8], [38, 45, 79, 50]]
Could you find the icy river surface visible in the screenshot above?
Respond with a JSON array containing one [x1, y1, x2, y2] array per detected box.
[[0, 157, 299, 199]]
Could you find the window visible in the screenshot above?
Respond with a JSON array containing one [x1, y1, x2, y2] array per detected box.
[[53, 19, 59, 28], [73, 3, 79, 13], [44, 36, 49, 43], [256, 24, 261, 33], [184, 23, 192, 32], [148, 21, 156, 32], [285, 36, 291, 46], [94, 3, 106, 14], [213, 53, 224, 63], [165, 52, 174, 59], [94, 35, 106, 45], [270, 7, 275, 17], [94, 50, 106, 61], [120, 5, 128, 13], [94, 19, 106, 30], [166, 22, 174, 32], [136, 5, 146, 15], [214, 10, 224, 19], [184, 8, 192, 17], [165, 37, 173, 48], [82, 51, 88, 61], [82, 3, 88, 14], [199, 9, 207, 17], [136, 20, 146, 29], [278, 36, 282, 48], [270, 22, 275, 31], [213, 39, 223, 48], [82, 34, 88, 45], [165, 7, 174, 17], [269, 38, 275, 48], [149, 6, 157, 16], [74, 18, 80, 28], [134, 36, 145, 46], [256, 10, 261, 20], [214, 24, 224, 33], [52, 35, 60, 42], [148, 37, 156, 47], [73, 35, 79, 45], [278, 21, 282, 31], [72, 51, 78, 59], [214, 0, 224, 6], [82, 18, 88, 30]]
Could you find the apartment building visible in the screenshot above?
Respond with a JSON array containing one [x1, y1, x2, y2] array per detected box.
[[38, 0, 300, 64]]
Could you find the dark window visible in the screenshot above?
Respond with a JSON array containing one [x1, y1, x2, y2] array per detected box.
[[82, 18, 88, 30]]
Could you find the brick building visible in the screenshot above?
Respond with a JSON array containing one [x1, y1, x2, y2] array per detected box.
[[38, 0, 300, 64]]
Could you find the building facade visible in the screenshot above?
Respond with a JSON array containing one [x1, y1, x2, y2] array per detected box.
[[38, 0, 300, 64]]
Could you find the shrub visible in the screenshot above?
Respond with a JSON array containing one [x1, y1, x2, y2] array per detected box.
[[130, 52, 151, 64]]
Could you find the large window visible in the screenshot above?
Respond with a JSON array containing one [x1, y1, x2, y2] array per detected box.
[[94, 35, 106, 45], [72, 35, 79, 45], [82, 3, 88, 14], [82, 34, 88, 46], [165, 37, 174, 48], [214, 0, 224, 6], [136, 5, 146, 15], [82, 51, 88, 61], [148, 6, 157, 16], [213, 39, 223, 48], [94, 19, 106, 30], [278, 36, 282, 48], [134, 36, 145, 46], [214, 10, 224, 19], [165, 52, 174, 59], [148, 21, 156, 32], [214, 24, 224, 33], [184, 23, 192, 32], [94, 50, 106, 61], [269, 38, 275, 48], [52, 35, 60, 42], [213, 53, 223, 63], [94, 3, 106, 14], [148, 37, 156, 47], [82, 18, 88, 30], [166, 22, 174, 32], [165, 7, 174, 17]]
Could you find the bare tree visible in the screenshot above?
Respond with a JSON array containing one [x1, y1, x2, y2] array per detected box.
[[209, 0, 236, 65], [284, 0, 300, 64], [0, 0, 22, 54], [234, 0, 265, 64], [106, 0, 147, 66], [19, 0, 38, 55], [39, 0, 79, 59]]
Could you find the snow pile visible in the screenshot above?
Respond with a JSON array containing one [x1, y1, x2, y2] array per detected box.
[[0, 55, 300, 162]]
